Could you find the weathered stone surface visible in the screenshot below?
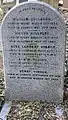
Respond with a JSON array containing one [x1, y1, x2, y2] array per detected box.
[[1, 1, 65, 103]]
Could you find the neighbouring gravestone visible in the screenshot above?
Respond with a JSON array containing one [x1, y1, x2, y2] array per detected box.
[[1, 1, 65, 103], [19, 0, 28, 3], [65, 20, 68, 66]]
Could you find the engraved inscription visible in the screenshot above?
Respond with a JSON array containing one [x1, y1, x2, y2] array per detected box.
[[5, 5, 63, 81]]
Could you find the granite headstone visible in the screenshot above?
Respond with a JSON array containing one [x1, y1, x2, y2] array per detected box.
[[1, 1, 65, 103]]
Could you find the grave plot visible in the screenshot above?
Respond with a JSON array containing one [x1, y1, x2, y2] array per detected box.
[[0, 0, 68, 120], [1, 0, 65, 103]]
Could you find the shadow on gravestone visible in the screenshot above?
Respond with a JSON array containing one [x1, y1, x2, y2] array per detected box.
[[1, 1, 65, 103]]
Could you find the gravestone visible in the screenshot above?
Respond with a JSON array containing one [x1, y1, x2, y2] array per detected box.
[[1, 1, 65, 103], [19, 0, 28, 3], [65, 20, 68, 65]]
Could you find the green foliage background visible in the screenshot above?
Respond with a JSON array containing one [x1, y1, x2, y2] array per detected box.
[[40, 0, 58, 8], [0, 8, 3, 23]]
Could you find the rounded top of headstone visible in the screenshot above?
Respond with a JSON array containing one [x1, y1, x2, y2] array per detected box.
[[1, 1, 65, 27]]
